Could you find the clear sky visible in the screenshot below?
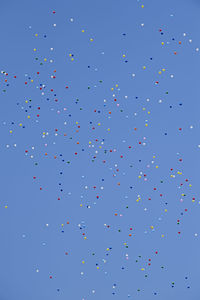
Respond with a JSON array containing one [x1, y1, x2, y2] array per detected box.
[[0, 0, 200, 299]]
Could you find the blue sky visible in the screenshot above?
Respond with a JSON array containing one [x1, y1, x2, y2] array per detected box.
[[0, 0, 200, 299]]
